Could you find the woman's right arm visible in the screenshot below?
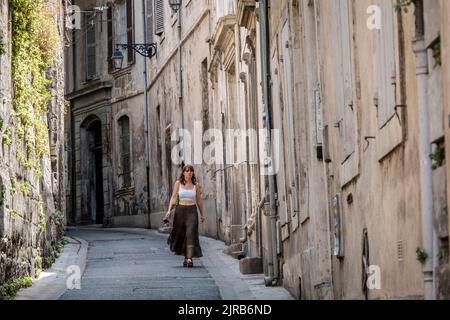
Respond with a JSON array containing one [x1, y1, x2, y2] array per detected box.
[[165, 181, 180, 217]]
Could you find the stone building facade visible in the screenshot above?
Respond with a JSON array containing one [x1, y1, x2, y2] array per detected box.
[[252, 0, 450, 300], [0, 0, 66, 286], [64, 0, 450, 300], [145, 0, 218, 237], [66, 0, 152, 227], [203, 0, 450, 300]]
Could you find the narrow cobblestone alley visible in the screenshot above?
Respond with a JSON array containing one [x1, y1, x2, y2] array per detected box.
[[3, 0, 450, 303], [60, 228, 221, 300], [15, 227, 293, 300]]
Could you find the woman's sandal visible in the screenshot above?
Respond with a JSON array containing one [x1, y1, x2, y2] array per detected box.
[[186, 259, 193, 268]]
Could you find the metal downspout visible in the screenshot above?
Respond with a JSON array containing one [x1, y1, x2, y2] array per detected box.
[[413, 1, 435, 299], [258, 0, 279, 286], [70, 0, 77, 226], [177, 6, 185, 161], [142, 0, 152, 229]]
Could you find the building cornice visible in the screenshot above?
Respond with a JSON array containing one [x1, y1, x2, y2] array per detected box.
[[66, 81, 113, 101], [237, 0, 256, 29], [211, 15, 236, 53]]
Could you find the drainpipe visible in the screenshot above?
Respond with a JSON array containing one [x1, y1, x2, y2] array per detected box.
[[413, 0, 435, 300], [258, 196, 266, 259], [177, 5, 185, 161], [258, 0, 279, 287], [142, 0, 152, 229], [178, 7, 183, 100], [70, 0, 77, 226]]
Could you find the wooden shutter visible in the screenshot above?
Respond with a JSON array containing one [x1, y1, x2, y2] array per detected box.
[[85, 13, 96, 80], [107, 4, 113, 73], [270, 49, 289, 234], [126, 0, 134, 63], [146, 0, 154, 44], [375, 0, 397, 128], [154, 0, 165, 36], [334, 0, 355, 164], [281, 21, 299, 227], [119, 116, 131, 188]]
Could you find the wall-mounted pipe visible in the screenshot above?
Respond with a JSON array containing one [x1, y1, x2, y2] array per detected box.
[[258, 0, 279, 287], [414, 36, 435, 300], [70, 0, 77, 226], [142, 0, 152, 229]]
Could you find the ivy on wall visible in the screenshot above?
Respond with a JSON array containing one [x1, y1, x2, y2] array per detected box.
[[7, 0, 59, 224], [9, 0, 59, 177], [0, 34, 5, 55], [395, 0, 418, 12], [0, 0, 64, 298]]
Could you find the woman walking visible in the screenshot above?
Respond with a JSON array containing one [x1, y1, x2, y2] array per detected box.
[[164, 165, 205, 267]]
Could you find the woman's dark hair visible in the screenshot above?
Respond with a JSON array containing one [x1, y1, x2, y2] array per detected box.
[[178, 165, 197, 185]]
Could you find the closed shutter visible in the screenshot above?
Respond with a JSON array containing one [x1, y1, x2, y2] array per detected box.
[[126, 0, 134, 63], [375, 0, 397, 128], [85, 13, 96, 80], [119, 116, 131, 188], [154, 0, 165, 36], [281, 21, 299, 225], [334, 0, 355, 164], [146, 0, 154, 44], [270, 49, 289, 232]]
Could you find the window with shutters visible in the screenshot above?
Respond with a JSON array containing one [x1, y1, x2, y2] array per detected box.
[[280, 20, 299, 235], [118, 116, 132, 188], [333, 0, 355, 165], [375, 0, 397, 129], [271, 47, 290, 237], [332, 0, 359, 187], [146, 0, 154, 44], [85, 13, 96, 80], [107, 3, 114, 73], [374, 0, 403, 161], [154, 0, 165, 36], [118, 2, 128, 67], [126, 0, 135, 64]]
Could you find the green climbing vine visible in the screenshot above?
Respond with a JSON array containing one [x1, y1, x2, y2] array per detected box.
[[0, 184, 5, 206], [0, 33, 6, 55], [2, 128, 11, 146], [395, 0, 418, 12], [1, 1, 64, 296], [9, 0, 59, 177], [416, 247, 428, 265]]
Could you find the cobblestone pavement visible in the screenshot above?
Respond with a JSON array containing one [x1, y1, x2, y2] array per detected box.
[[60, 228, 221, 300], [17, 227, 294, 300]]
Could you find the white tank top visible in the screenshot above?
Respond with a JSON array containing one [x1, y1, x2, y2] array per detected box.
[[179, 184, 196, 202]]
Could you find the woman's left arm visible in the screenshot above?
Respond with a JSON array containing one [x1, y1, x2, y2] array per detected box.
[[196, 183, 205, 223]]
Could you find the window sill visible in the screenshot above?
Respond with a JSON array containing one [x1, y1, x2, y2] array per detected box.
[[82, 77, 100, 86], [111, 65, 133, 78]]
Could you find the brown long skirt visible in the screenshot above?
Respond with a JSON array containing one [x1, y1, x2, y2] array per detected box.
[[167, 204, 203, 258]]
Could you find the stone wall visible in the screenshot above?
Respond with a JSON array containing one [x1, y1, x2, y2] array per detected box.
[[0, 0, 66, 285]]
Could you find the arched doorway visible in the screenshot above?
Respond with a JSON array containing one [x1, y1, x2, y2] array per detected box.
[[80, 117, 104, 225]]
